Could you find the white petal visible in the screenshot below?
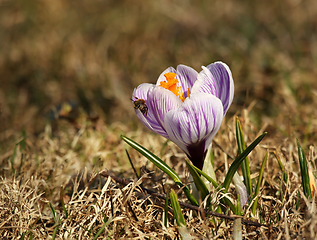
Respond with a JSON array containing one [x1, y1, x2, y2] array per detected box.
[[164, 93, 224, 156], [191, 67, 217, 96], [206, 61, 234, 114], [132, 83, 154, 101], [192, 62, 234, 115], [156, 67, 177, 86], [147, 86, 183, 137], [132, 84, 169, 138], [176, 65, 198, 98]]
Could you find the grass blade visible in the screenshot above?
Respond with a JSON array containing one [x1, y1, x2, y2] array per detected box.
[[127, 200, 138, 221], [49, 202, 60, 240], [163, 188, 169, 228], [93, 218, 112, 240], [49, 202, 58, 223], [188, 162, 218, 188], [125, 149, 140, 179], [236, 117, 252, 195], [236, 194, 241, 216], [10, 143, 18, 174], [186, 159, 209, 202], [251, 150, 268, 215], [296, 139, 312, 199], [223, 132, 267, 193], [169, 189, 186, 227], [202, 147, 217, 187], [52, 225, 58, 240], [170, 190, 193, 239], [60, 186, 68, 219], [20, 130, 26, 151], [273, 151, 287, 183], [121, 135, 198, 206], [186, 161, 236, 212]]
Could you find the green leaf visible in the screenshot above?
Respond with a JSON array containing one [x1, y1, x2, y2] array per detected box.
[[170, 189, 186, 227], [201, 148, 217, 188], [236, 118, 252, 195], [187, 161, 236, 213], [52, 225, 58, 240], [273, 151, 287, 182], [251, 150, 268, 215], [49, 202, 60, 240], [20, 130, 26, 151], [163, 188, 169, 227], [223, 132, 267, 193], [297, 139, 312, 199], [10, 143, 18, 174], [186, 160, 210, 202], [236, 194, 241, 216], [125, 150, 140, 180], [49, 202, 58, 224], [121, 135, 198, 206], [93, 218, 112, 240], [60, 186, 68, 219], [188, 162, 218, 188]]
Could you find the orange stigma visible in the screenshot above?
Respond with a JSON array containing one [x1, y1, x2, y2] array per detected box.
[[160, 72, 185, 102]]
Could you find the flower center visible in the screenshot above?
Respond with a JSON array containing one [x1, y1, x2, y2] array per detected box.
[[160, 72, 185, 102]]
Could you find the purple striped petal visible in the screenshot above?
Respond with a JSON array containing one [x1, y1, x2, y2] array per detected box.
[[132, 84, 169, 138], [191, 67, 218, 97], [147, 86, 183, 138], [191, 62, 234, 115], [132, 83, 154, 101], [176, 65, 198, 98], [205, 62, 234, 114], [164, 93, 224, 169], [156, 67, 177, 86]]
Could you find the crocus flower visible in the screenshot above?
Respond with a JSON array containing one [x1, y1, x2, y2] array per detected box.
[[132, 61, 234, 170]]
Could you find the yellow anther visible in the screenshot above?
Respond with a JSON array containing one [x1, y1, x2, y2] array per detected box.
[[160, 72, 185, 102]]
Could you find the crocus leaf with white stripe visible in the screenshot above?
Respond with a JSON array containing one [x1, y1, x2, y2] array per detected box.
[[121, 135, 198, 206], [236, 117, 252, 195], [185, 159, 210, 203], [223, 132, 267, 193], [297, 139, 312, 199], [186, 160, 236, 213], [169, 189, 186, 227], [251, 150, 268, 215]]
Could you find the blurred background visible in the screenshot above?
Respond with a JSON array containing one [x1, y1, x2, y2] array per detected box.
[[1, 0, 317, 144]]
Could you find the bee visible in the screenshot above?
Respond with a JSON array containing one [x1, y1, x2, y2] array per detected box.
[[131, 96, 148, 116]]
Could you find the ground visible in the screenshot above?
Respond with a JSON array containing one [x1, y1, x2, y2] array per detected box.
[[1, 0, 317, 239]]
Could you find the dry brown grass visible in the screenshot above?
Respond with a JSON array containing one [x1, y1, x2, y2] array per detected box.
[[1, 110, 317, 239], [1, 0, 317, 239]]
